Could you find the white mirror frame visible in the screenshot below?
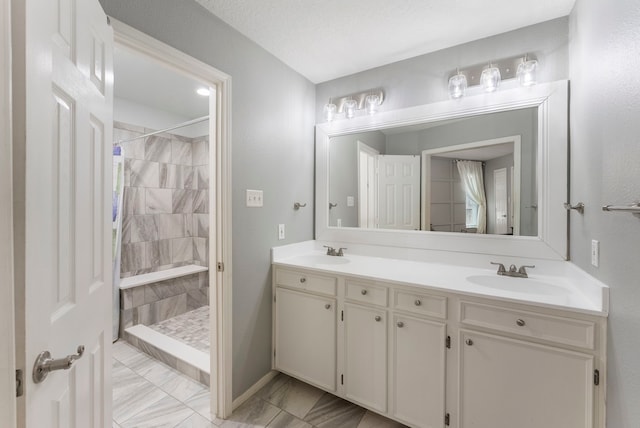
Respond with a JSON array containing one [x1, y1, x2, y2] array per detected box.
[[316, 80, 569, 260]]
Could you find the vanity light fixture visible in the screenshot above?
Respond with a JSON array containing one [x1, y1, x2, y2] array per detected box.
[[196, 87, 210, 96], [448, 68, 467, 99], [481, 63, 501, 92], [448, 54, 538, 97], [323, 88, 385, 121], [323, 99, 337, 122], [517, 56, 538, 87]]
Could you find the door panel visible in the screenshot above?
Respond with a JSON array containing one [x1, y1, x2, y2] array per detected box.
[[494, 168, 508, 234], [378, 155, 420, 230], [23, 0, 113, 426]]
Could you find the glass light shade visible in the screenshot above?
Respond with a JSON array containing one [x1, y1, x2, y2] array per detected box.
[[365, 94, 380, 115], [481, 66, 501, 92], [343, 99, 357, 119], [323, 102, 337, 122], [517, 59, 538, 87], [448, 73, 467, 99]]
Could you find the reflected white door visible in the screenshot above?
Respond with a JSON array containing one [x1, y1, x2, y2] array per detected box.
[[494, 168, 508, 234], [357, 142, 379, 228], [22, 0, 113, 426], [378, 155, 420, 230]]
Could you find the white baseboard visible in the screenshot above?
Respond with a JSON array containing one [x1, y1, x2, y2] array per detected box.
[[232, 370, 279, 410]]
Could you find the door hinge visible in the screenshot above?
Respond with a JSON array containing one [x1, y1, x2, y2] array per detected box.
[[594, 369, 600, 386], [274, 294, 276, 303], [445, 412, 450, 426], [446, 335, 451, 349], [341, 374, 344, 385], [217, 262, 224, 272], [341, 310, 344, 321], [273, 349, 276, 358], [16, 369, 23, 397]]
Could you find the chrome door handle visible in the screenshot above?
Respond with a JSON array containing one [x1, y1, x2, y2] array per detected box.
[[33, 345, 85, 384]]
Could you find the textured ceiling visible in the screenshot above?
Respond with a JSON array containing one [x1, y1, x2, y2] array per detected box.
[[195, 0, 575, 83]]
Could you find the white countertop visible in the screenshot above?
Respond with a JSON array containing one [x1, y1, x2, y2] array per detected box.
[[272, 241, 609, 316]]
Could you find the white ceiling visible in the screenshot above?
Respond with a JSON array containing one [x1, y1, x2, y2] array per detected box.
[[194, 0, 575, 83]]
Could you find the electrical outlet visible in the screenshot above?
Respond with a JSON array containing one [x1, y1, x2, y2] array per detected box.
[[278, 224, 285, 240], [591, 239, 599, 267], [347, 196, 355, 207], [246, 189, 263, 207]]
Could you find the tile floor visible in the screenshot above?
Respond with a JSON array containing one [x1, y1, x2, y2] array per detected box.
[[113, 340, 407, 428], [149, 306, 210, 353]]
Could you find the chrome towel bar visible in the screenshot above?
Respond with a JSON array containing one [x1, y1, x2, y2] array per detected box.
[[602, 202, 640, 218]]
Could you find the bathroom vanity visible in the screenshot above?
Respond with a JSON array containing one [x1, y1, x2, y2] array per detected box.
[[271, 79, 608, 427], [271, 244, 608, 428]]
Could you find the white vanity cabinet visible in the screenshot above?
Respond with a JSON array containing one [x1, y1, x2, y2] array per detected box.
[[273, 269, 338, 391], [457, 301, 601, 428], [272, 263, 606, 428]]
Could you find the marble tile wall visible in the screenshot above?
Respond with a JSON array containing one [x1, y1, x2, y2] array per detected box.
[[119, 272, 209, 337], [115, 121, 210, 278]]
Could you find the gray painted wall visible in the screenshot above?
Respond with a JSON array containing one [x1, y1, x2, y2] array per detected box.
[[100, 0, 316, 398], [329, 131, 386, 227], [569, 1, 640, 426]]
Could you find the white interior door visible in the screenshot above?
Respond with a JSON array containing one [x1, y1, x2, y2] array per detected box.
[[357, 142, 379, 228], [494, 168, 508, 234], [378, 155, 420, 230], [22, 0, 113, 426]]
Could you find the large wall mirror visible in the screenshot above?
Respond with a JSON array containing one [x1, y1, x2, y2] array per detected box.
[[316, 81, 569, 260]]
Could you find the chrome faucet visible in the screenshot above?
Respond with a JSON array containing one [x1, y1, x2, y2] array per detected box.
[[323, 246, 347, 256], [491, 262, 535, 278]]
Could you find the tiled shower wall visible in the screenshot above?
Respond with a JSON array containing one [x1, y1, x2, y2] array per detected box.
[[114, 121, 209, 278]]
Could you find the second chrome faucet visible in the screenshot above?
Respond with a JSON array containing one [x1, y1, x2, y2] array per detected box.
[[490, 262, 535, 278], [323, 245, 347, 256]]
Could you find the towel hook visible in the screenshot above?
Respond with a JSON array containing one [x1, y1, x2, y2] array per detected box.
[[564, 202, 585, 214], [293, 202, 307, 210], [329, 202, 338, 210]]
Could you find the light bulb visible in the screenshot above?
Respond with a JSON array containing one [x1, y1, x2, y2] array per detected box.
[[344, 99, 357, 119], [196, 87, 210, 96], [323, 102, 337, 122], [480, 66, 501, 93], [517, 59, 538, 87], [448, 73, 467, 99], [365, 94, 380, 115]]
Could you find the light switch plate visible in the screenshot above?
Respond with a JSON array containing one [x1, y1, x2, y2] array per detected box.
[[246, 189, 263, 207], [591, 239, 599, 267], [347, 196, 355, 207], [278, 224, 285, 240]]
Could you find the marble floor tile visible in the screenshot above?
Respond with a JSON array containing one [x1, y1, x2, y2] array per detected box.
[[267, 411, 313, 428], [219, 396, 280, 428], [150, 306, 210, 352], [120, 394, 194, 428], [160, 371, 208, 402], [264, 377, 324, 419], [357, 411, 409, 428], [112, 341, 145, 366], [113, 373, 168, 424], [127, 352, 182, 387], [175, 412, 221, 428], [113, 422, 122, 428], [256, 373, 291, 400], [185, 389, 215, 422], [303, 393, 367, 428]]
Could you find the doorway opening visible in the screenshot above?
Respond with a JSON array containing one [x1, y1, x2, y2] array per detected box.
[[112, 20, 233, 419]]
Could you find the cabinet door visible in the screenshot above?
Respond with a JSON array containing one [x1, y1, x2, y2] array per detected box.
[[344, 303, 387, 413], [459, 330, 594, 428], [275, 288, 336, 391], [392, 315, 446, 428]]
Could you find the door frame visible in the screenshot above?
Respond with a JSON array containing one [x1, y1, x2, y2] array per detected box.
[[1, 0, 17, 425], [111, 20, 234, 418]]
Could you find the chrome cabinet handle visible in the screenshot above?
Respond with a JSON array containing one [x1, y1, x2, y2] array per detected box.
[[465, 339, 474, 346], [325, 304, 331, 310], [397, 321, 404, 328], [361, 289, 368, 295], [516, 319, 526, 327], [33, 345, 85, 384], [299, 278, 306, 283], [374, 315, 381, 322], [414, 299, 422, 306]]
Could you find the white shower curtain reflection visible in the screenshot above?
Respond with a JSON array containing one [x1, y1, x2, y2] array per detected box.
[[456, 160, 487, 234]]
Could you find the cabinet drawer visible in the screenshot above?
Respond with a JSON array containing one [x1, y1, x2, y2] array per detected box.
[[460, 302, 595, 350], [275, 268, 337, 296], [346, 281, 388, 307], [394, 290, 447, 319]]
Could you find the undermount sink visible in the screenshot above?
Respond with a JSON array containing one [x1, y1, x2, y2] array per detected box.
[[466, 275, 569, 297], [294, 254, 351, 265]]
